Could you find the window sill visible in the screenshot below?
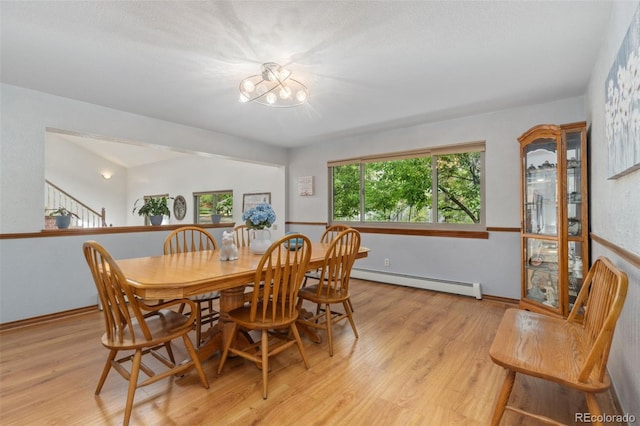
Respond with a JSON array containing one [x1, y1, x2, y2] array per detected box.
[[349, 226, 488, 239]]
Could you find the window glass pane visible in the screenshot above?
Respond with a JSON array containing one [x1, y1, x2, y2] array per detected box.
[[216, 193, 233, 218], [329, 143, 484, 229], [194, 191, 233, 224], [332, 164, 360, 221], [364, 158, 432, 222], [198, 194, 214, 223], [436, 152, 481, 224]]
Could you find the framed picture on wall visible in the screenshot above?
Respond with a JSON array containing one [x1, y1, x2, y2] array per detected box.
[[242, 192, 271, 213], [605, 3, 640, 178]]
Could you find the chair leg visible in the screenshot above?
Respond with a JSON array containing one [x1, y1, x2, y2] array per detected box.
[[261, 329, 269, 399], [326, 303, 334, 356], [217, 322, 237, 375], [585, 393, 604, 426], [123, 349, 142, 426], [164, 342, 176, 364], [195, 302, 203, 346], [182, 334, 209, 389], [290, 323, 310, 369], [490, 369, 516, 426], [347, 298, 354, 313], [344, 300, 358, 338], [95, 349, 117, 395]]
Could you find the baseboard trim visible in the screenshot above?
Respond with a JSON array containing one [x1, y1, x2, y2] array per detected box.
[[482, 294, 520, 305], [0, 305, 98, 331]]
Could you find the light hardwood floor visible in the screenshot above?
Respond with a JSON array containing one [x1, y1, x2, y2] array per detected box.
[[0, 280, 623, 425]]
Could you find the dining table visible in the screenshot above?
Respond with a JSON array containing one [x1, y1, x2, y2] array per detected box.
[[117, 242, 369, 362]]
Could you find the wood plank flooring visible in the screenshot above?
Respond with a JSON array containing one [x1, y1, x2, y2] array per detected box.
[[0, 280, 623, 425]]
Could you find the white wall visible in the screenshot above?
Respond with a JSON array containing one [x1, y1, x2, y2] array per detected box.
[[0, 83, 287, 322], [0, 83, 288, 234], [287, 97, 586, 298], [126, 155, 285, 237], [586, 0, 640, 417], [0, 229, 231, 323], [46, 133, 128, 226]]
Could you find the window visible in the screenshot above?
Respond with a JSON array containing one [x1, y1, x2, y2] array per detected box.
[[329, 142, 485, 230], [193, 190, 233, 224]]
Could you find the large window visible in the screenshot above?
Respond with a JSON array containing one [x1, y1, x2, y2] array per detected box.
[[193, 190, 233, 224], [329, 142, 485, 230]]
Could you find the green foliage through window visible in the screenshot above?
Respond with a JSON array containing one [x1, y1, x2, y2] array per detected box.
[[330, 145, 483, 228], [193, 190, 233, 224]]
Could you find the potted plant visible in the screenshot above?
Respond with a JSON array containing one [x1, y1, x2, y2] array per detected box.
[[47, 207, 80, 229], [132, 196, 171, 226], [212, 195, 233, 224]]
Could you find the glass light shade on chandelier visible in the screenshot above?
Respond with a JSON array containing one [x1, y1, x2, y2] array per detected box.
[[239, 62, 309, 107]]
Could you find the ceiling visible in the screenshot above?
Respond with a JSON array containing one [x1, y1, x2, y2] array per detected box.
[[1, 1, 612, 149]]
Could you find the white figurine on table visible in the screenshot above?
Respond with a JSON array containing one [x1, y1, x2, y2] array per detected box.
[[219, 231, 238, 261]]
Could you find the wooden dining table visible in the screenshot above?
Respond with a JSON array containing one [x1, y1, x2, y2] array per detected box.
[[117, 242, 369, 361]]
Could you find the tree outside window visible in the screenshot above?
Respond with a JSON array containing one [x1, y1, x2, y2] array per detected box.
[[329, 144, 484, 230]]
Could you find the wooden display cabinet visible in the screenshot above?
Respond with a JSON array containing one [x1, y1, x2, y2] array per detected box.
[[518, 122, 589, 317]]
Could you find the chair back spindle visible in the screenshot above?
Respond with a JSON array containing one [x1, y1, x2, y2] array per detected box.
[[164, 226, 217, 254], [247, 234, 312, 323], [317, 229, 361, 299], [320, 224, 350, 243], [567, 257, 628, 383]]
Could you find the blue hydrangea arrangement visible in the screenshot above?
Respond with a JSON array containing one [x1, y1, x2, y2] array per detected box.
[[242, 202, 276, 230]]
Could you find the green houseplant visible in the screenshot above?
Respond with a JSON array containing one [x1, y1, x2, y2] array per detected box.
[[212, 195, 233, 223], [47, 207, 80, 229], [132, 196, 171, 226]]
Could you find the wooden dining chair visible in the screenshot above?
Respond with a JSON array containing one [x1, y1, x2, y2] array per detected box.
[[305, 225, 350, 282], [303, 224, 353, 310], [489, 256, 628, 426], [83, 241, 208, 426], [164, 226, 219, 346], [296, 228, 361, 356], [233, 224, 251, 248], [217, 234, 312, 399]]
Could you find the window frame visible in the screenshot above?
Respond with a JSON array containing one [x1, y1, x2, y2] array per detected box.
[[193, 190, 234, 225], [328, 141, 486, 232]]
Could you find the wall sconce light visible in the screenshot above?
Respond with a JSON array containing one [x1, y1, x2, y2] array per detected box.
[[101, 172, 113, 180]]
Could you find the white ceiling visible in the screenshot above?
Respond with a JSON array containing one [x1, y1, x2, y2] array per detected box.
[[1, 1, 612, 149]]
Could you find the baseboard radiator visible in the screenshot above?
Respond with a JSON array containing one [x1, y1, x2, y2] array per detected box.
[[350, 268, 482, 300]]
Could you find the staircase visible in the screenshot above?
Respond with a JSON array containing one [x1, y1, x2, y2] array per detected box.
[[45, 180, 108, 228]]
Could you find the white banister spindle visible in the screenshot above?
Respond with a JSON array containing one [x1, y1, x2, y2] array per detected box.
[[44, 180, 107, 228]]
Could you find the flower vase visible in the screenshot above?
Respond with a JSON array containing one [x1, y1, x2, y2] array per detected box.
[[250, 229, 272, 254]]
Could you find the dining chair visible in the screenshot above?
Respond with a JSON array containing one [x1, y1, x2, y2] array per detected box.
[[83, 241, 208, 426], [217, 233, 312, 399], [164, 226, 219, 346], [296, 228, 361, 356], [233, 224, 251, 248], [303, 224, 353, 311], [489, 256, 628, 426]]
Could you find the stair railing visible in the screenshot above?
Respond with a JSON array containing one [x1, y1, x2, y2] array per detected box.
[[45, 180, 107, 228]]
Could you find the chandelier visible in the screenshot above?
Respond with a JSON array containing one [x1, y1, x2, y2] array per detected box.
[[239, 62, 309, 107]]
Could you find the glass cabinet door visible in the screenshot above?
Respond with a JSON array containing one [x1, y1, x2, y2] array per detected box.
[[566, 128, 586, 313], [567, 240, 584, 311], [524, 237, 559, 308], [566, 131, 583, 238], [523, 139, 558, 236]]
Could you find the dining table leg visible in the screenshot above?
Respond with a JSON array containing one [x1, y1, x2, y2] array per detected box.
[[196, 286, 252, 362]]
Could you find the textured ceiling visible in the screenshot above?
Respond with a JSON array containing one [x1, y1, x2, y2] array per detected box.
[[1, 1, 612, 148]]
